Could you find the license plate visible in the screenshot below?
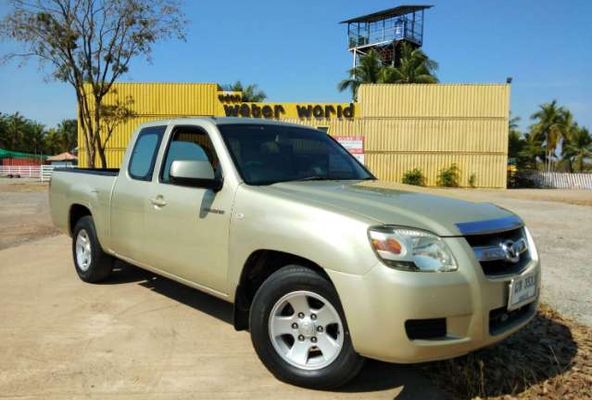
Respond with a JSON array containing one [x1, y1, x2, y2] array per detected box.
[[508, 271, 538, 311]]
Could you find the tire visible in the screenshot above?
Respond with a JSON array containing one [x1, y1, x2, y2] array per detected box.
[[249, 265, 364, 389], [72, 215, 114, 283]]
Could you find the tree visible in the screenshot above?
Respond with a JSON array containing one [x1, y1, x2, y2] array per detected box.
[[0, 114, 6, 149], [1, 112, 27, 151], [338, 49, 385, 99], [529, 100, 570, 172], [56, 119, 78, 152], [96, 93, 136, 166], [225, 81, 267, 102], [381, 43, 439, 84], [516, 133, 543, 170], [24, 122, 46, 158], [1, 0, 186, 167], [44, 119, 78, 154], [338, 44, 439, 99], [44, 128, 65, 155], [509, 103, 589, 174], [563, 126, 592, 173], [0, 112, 77, 156], [508, 115, 523, 160]]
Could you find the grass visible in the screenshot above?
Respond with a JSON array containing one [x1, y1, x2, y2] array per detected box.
[[421, 304, 592, 399]]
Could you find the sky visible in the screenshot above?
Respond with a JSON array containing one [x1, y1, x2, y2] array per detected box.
[[0, 0, 591, 131]]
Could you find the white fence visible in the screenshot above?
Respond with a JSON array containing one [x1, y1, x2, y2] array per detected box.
[[527, 171, 592, 189], [0, 165, 41, 179], [0, 165, 72, 182], [41, 165, 56, 182]]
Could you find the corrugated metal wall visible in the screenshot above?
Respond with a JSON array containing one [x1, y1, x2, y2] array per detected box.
[[358, 84, 509, 118], [346, 84, 510, 188], [79, 82, 510, 188], [280, 118, 338, 129], [78, 83, 219, 167]]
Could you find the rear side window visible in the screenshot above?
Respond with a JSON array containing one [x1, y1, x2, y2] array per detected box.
[[128, 126, 165, 181]]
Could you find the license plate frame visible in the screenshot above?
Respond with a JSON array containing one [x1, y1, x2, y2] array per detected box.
[[508, 271, 538, 311]]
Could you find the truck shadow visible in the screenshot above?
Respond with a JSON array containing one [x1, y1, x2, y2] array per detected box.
[[338, 361, 448, 399], [109, 261, 233, 323], [399, 308, 580, 399], [107, 263, 579, 399]]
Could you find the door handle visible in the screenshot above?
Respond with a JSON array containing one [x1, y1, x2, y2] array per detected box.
[[150, 196, 168, 207]]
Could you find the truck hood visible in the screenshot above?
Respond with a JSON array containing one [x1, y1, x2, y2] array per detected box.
[[267, 180, 517, 236]]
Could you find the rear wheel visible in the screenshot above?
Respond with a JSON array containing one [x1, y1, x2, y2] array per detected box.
[[249, 265, 364, 389], [72, 216, 113, 283]]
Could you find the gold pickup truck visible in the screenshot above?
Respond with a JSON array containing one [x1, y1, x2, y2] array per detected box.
[[49, 118, 541, 389]]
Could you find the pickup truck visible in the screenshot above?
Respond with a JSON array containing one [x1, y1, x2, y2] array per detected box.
[[49, 118, 541, 389]]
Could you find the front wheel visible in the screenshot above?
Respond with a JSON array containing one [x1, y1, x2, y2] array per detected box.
[[249, 265, 364, 389]]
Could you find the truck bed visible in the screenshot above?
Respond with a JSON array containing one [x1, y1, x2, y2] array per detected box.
[[55, 167, 119, 176], [50, 168, 120, 241]]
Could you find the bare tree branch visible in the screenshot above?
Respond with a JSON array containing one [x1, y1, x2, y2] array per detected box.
[[1, 0, 187, 167]]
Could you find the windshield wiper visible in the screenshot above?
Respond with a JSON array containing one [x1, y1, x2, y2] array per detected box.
[[292, 175, 332, 181], [293, 175, 377, 182], [275, 175, 375, 184]]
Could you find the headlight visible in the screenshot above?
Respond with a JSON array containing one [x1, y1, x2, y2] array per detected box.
[[524, 227, 539, 261], [368, 226, 458, 272]]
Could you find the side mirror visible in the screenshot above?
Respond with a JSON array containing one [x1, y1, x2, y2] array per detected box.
[[169, 160, 222, 191]]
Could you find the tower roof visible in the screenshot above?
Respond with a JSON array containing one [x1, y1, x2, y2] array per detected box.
[[340, 5, 432, 24]]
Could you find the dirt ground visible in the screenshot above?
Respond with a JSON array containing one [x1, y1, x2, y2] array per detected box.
[[448, 188, 592, 207], [0, 179, 59, 250], [0, 181, 591, 399], [0, 235, 444, 399]]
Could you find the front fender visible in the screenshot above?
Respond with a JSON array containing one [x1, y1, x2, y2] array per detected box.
[[226, 186, 378, 299]]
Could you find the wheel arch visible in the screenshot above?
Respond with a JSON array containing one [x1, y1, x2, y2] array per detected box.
[[69, 204, 92, 236], [233, 249, 334, 331]]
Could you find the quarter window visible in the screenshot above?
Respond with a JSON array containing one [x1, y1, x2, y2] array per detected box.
[[128, 126, 166, 181]]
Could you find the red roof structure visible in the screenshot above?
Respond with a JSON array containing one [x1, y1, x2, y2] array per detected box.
[[47, 152, 78, 162]]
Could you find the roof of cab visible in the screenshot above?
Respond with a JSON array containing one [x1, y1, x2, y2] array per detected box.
[[213, 117, 307, 127], [151, 116, 310, 128], [136, 117, 316, 132]]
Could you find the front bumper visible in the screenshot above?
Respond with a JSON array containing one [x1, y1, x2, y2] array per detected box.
[[326, 237, 541, 363]]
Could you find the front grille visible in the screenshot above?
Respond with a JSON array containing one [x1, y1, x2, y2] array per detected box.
[[465, 228, 531, 277], [479, 257, 530, 276], [405, 318, 446, 340]]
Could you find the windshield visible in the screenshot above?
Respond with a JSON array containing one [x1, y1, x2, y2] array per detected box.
[[218, 124, 374, 185]]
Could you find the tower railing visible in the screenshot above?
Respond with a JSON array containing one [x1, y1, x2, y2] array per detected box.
[[347, 16, 424, 50]]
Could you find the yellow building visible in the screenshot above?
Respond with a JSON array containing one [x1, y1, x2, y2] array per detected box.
[[79, 82, 509, 188]]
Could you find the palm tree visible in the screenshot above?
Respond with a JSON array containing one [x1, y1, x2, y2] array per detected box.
[[338, 44, 439, 99], [56, 119, 78, 152], [508, 114, 523, 159], [529, 100, 570, 172], [563, 126, 592, 172], [26, 123, 46, 160], [519, 132, 544, 170], [381, 43, 439, 84], [226, 81, 267, 102], [338, 49, 386, 99], [509, 114, 520, 131], [4, 112, 27, 152], [0, 113, 7, 149]]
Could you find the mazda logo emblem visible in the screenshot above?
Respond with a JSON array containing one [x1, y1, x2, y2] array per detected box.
[[500, 239, 527, 263]]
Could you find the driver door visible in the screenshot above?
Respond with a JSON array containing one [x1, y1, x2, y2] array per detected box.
[[143, 124, 232, 293]]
